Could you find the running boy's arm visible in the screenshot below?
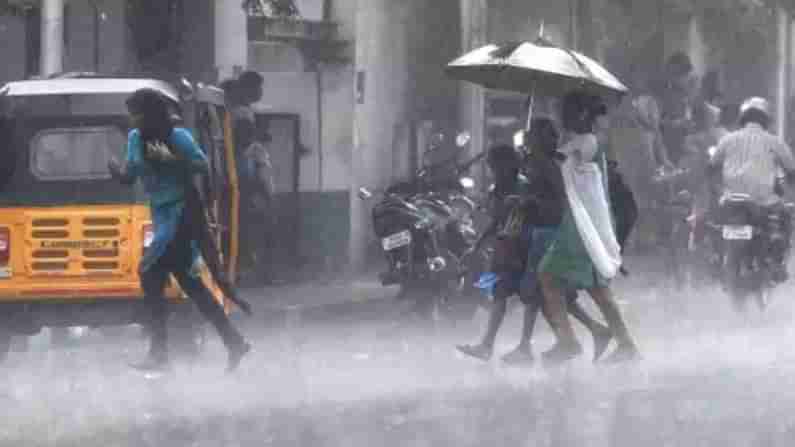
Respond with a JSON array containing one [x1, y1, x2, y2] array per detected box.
[[171, 128, 210, 175], [110, 130, 142, 185]]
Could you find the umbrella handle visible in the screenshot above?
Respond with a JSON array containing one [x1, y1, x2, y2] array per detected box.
[[527, 19, 543, 128], [525, 83, 536, 131]]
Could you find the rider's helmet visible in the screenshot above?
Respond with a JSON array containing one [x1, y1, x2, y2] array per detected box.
[[739, 97, 772, 129], [740, 97, 771, 117]]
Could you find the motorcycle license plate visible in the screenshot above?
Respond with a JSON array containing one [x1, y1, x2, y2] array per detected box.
[[382, 230, 412, 251], [722, 225, 753, 240]]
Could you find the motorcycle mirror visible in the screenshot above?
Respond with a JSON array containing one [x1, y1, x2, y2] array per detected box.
[[513, 130, 525, 149], [459, 177, 476, 190], [357, 187, 373, 200], [456, 131, 471, 148]]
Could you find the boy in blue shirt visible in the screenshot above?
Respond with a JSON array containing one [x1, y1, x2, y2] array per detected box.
[[110, 89, 250, 372]]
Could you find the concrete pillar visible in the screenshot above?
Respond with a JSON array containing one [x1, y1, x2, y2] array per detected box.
[[776, 6, 791, 140], [349, 0, 412, 272], [0, 16, 27, 82], [349, 0, 463, 271], [458, 0, 488, 181], [41, 0, 64, 76], [687, 15, 707, 77], [215, 0, 248, 80]]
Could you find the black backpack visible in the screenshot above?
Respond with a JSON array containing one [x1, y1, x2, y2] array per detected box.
[[607, 160, 638, 252]]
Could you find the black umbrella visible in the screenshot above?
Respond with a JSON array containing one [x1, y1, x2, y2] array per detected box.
[[446, 37, 628, 100]]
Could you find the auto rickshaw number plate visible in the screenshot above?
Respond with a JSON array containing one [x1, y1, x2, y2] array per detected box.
[[722, 225, 753, 240]]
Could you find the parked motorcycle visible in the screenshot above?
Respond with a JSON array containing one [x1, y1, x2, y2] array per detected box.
[[358, 133, 486, 322]]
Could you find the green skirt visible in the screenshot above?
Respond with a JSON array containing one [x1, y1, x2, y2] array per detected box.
[[538, 209, 608, 290]]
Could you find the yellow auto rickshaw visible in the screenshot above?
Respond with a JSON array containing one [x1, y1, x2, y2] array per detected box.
[[0, 74, 240, 360]]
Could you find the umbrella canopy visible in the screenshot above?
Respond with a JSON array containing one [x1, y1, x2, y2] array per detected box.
[[446, 38, 628, 100]]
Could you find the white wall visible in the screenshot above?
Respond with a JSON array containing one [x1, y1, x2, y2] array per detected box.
[[0, 16, 27, 83], [215, 0, 248, 80], [349, 0, 421, 270], [63, 0, 127, 74], [217, 0, 356, 194], [253, 70, 352, 192]]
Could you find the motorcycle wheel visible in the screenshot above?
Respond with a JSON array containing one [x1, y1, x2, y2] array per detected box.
[[722, 245, 750, 314]]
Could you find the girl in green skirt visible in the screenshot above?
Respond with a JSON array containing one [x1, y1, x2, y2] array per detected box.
[[538, 92, 640, 364]]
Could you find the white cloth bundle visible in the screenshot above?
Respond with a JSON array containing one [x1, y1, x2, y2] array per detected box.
[[558, 133, 622, 279]]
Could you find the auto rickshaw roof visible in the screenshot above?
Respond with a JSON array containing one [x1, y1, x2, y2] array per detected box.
[[0, 78, 180, 103]]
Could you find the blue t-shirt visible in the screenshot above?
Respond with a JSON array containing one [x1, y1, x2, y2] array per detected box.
[[124, 127, 209, 208], [125, 128, 208, 272]]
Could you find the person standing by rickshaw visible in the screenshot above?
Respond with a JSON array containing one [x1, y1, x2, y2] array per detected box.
[[230, 71, 277, 285]]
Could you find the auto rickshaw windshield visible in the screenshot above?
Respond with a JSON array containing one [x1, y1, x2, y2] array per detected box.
[[0, 94, 145, 205]]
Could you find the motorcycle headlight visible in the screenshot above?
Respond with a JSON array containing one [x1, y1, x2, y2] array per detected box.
[[428, 256, 447, 272], [513, 130, 525, 148]]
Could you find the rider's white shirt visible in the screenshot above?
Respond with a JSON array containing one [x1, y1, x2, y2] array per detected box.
[[712, 123, 795, 206]]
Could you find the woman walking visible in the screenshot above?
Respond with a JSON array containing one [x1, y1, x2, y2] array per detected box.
[[538, 92, 640, 364], [457, 122, 612, 364]]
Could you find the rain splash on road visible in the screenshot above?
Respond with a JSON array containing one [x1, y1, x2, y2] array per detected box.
[[3, 279, 795, 446]]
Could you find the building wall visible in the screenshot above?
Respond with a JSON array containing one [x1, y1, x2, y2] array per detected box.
[[179, 0, 216, 82], [63, 0, 127, 74], [0, 1, 128, 84], [0, 15, 27, 84], [215, 0, 248, 80], [349, 0, 462, 270], [254, 71, 355, 193], [225, 0, 462, 271], [222, 0, 358, 270]]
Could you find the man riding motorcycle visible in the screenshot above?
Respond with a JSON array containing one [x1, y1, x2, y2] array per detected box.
[[708, 97, 795, 306], [710, 97, 795, 209]]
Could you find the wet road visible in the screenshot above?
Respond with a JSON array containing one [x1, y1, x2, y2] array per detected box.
[[4, 277, 795, 446]]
